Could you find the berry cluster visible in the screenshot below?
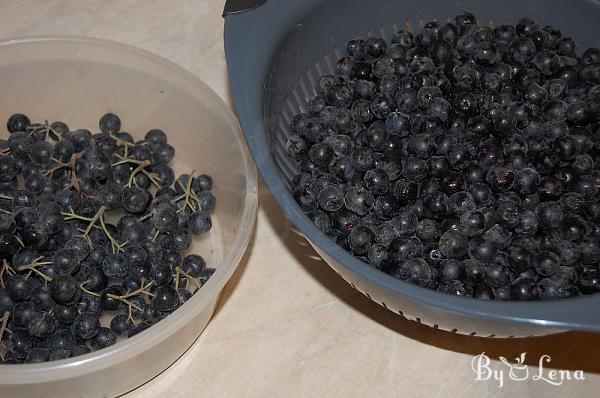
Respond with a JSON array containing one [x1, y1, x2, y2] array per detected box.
[[0, 113, 215, 363], [288, 13, 600, 300]]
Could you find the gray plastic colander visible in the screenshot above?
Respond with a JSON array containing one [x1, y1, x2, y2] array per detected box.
[[223, 0, 600, 337]]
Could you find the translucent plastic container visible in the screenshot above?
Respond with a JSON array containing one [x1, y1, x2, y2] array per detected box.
[[0, 36, 258, 397]]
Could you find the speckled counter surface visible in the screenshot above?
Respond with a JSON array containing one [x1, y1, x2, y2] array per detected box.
[[0, 1, 598, 397]]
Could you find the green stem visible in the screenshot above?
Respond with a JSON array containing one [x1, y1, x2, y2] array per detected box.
[[0, 311, 10, 357], [42, 119, 63, 142], [99, 213, 126, 253], [141, 169, 162, 188], [189, 190, 203, 208], [127, 305, 138, 325], [62, 209, 94, 222], [110, 134, 135, 149], [127, 160, 152, 188], [173, 170, 197, 213], [83, 206, 106, 237], [43, 158, 70, 177], [120, 281, 154, 299], [3, 260, 15, 276], [69, 153, 84, 194], [16, 257, 52, 272], [14, 234, 24, 248], [106, 281, 154, 311], [80, 284, 101, 297], [175, 266, 201, 289], [82, 233, 94, 250], [111, 156, 148, 167], [22, 266, 52, 282], [105, 295, 143, 312], [137, 209, 155, 222], [15, 256, 53, 283], [0, 260, 15, 288], [0, 194, 13, 201]]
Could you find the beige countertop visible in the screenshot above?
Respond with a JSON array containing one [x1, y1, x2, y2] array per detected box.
[[0, 1, 599, 397]]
